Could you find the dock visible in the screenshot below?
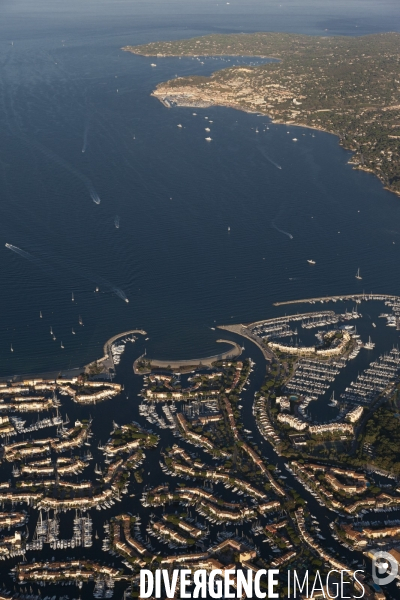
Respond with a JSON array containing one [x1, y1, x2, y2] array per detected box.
[[273, 293, 400, 307]]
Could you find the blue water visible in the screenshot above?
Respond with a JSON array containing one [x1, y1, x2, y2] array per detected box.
[[1, 0, 400, 375]]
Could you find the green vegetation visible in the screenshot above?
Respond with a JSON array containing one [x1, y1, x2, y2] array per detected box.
[[126, 32, 400, 195], [361, 406, 400, 474]]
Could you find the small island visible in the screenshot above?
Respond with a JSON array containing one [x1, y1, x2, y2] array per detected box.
[[124, 32, 400, 196]]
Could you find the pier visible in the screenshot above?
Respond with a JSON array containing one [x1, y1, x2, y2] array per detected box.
[[273, 292, 400, 307]]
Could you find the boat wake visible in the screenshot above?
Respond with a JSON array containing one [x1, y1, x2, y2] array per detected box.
[[30, 140, 101, 205], [258, 148, 282, 170], [271, 221, 293, 240], [5, 243, 59, 278], [82, 123, 89, 153], [5, 244, 128, 303], [89, 188, 101, 205]]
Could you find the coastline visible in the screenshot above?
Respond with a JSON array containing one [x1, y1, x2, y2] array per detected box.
[[153, 90, 397, 194], [0, 329, 147, 383]]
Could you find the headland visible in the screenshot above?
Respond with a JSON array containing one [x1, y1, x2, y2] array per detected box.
[[125, 32, 400, 197]]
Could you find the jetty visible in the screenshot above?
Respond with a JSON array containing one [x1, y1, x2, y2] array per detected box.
[[273, 293, 400, 307], [134, 340, 242, 374]]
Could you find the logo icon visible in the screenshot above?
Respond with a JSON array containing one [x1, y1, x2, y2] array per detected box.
[[372, 550, 398, 586]]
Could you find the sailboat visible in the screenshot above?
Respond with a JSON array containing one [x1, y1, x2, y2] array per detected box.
[[50, 326, 53, 335], [355, 268, 362, 280], [79, 315, 83, 326], [60, 341, 64, 349], [328, 391, 338, 407], [10, 344, 13, 353], [72, 292, 74, 302], [307, 259, 316, 265], [72, 328, 76, 335], [364, 336, 375, 350], [40, 311, 42, 318]]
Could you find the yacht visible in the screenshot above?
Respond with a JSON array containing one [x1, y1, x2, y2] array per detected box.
[[355, 268, 362, 280], [292, 138, 298, 142], [307, 259, 316, 265], [177, 124, 183, 128], [372, 322, 376, 328], [228, 226, 230, 232], [205, 137, 212, 141]]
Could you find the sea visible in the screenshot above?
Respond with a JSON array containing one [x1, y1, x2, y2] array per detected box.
[[2, 1, 400, 596]]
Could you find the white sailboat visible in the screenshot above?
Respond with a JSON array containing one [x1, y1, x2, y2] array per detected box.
[[364, 336, 375, 350], [40, 311, 42, 318], [72, 292, 74, 302], [60, 341, 64, 349], [355, 268, 362, 280], [10, 344, 13, 353], [307, 259, 316, 265], [328, 391, 338, 407]]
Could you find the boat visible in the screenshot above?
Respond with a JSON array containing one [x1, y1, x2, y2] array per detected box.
[[364, 336, 375, 350], [328, 391, 338, 407], [150, 63, 157, 67], [10, 344, 13, 353], [114, 215, 120, 229], [72, 328, 76, 335], [40, 311, 42, 318], [292, 138, 298, 142], [228, 226, 230, 232], [205, 137, 212, 141], [372, 322, 376, 328], [72, 292, 74, 302], [79, 315, 83, 326], [61, 342, 64, 349], [355, 268, 362, 280], [307, 259, 316, 265], [177, 124, 183, 128], [205, 127, 211, 132]]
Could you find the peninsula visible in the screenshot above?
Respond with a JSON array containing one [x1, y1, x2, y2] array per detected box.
[[124, 32, 400, 196]]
